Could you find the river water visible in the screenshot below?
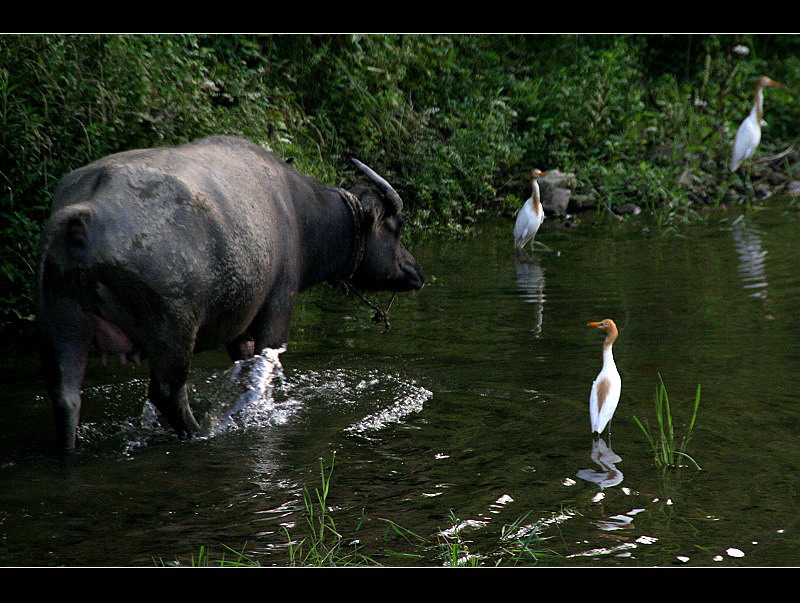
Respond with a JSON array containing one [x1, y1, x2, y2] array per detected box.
[[2, 204, 800, 566]]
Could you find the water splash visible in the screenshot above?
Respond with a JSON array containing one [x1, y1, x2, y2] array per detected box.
[[77, 350, 431, 453], [204, 347, 299, 435]]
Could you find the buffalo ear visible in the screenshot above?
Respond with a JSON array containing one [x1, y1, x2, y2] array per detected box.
[[351, 158, 403, 216], [362, 204, 376, 228]]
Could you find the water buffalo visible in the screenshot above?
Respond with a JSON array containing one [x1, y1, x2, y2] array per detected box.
[[36, 136, 424, 449]]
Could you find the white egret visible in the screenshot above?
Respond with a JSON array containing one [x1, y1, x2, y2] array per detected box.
[[514, 168, 547, 251], [587, 319, 621, 438], [730, 75, 781, 172]]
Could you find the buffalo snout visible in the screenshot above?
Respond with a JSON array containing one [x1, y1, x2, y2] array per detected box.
[[399, 250, 425, 291]]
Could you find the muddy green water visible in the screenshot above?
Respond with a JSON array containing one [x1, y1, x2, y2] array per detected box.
[[2, 205, 800, 566]]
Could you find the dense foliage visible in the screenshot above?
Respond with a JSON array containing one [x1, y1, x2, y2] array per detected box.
[[2, 34, 799, 328]]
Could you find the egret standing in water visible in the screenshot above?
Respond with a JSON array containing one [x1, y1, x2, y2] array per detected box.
[[587, 319, 621, 438], [730, 75, 781, 173], [514, 169, 547, 251]]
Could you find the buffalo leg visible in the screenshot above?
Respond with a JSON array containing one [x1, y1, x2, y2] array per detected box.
[[254, 290, 296, 352], [43, 339, 91, 450], [249, 308, 293, 354], [147, 347, 200, 439], [225, 333, 256, 362], [228, 292, 295, 362], [39, 299, 93, 450]]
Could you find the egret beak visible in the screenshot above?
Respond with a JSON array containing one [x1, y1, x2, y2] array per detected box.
[[587, 321, 602, 328], [768, 79, 781, 87]]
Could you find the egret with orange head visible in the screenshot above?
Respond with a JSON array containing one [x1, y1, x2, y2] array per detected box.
[[514, 169, 547, 251], [730, 75, 781, 172], [587, 319, 621, 438]]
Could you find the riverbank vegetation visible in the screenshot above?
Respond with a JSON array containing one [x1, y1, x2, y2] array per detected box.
[[2, 34, 800, 329]]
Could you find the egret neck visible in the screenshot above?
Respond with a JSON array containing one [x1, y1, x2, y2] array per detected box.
[[753, 83, 765, 124], [602, 331, 617, 368], [531, 174, 542, 216]]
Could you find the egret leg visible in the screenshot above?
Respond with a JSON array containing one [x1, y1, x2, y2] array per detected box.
[[533, 240, 557, 254], [745, 162, 756, 206]]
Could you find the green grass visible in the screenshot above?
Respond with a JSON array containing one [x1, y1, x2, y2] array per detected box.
[[154, 544, 261, 567], [189, 544, 261, 567], [436, 512, 483, 567], [384, 509, 562, 567], [633, 374, 702, 470], [497, 511, 562, 565], [283, 452, 377, 567]]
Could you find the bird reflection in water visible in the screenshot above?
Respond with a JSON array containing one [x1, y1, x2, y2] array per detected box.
[[731, 220, 772, 314], [515, 259, 546, 336], [576, 437, 624, 489]]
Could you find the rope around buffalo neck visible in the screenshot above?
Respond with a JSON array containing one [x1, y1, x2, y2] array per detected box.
[[341, 282, 397, 331], [337, 188, 365, 283], [335, 188, 396, 331]]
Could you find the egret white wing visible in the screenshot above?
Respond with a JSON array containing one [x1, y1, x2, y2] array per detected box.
[[513, 199, 542, 250], [589, 373, 621, 435], [730, 113, 761, 172]]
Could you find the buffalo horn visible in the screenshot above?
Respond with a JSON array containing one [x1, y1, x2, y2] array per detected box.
[[351, 158, 403, 215]]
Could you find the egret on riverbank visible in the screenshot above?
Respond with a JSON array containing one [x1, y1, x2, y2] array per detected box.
[[514, 169, 547, 251], [587, 319, 621, 438], [730, 76, 781, 173]]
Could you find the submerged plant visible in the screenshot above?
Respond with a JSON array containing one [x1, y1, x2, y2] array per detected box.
[[436, 511, 483, 567], [497, 511, 561, 565], [191, 544, 260, 567], [633, 375, 702, 470], [284, 452, 377, 567], [154, 544, 261, 567]]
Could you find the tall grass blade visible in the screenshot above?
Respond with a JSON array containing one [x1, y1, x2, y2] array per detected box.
[[636, 376, 702, 470]]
